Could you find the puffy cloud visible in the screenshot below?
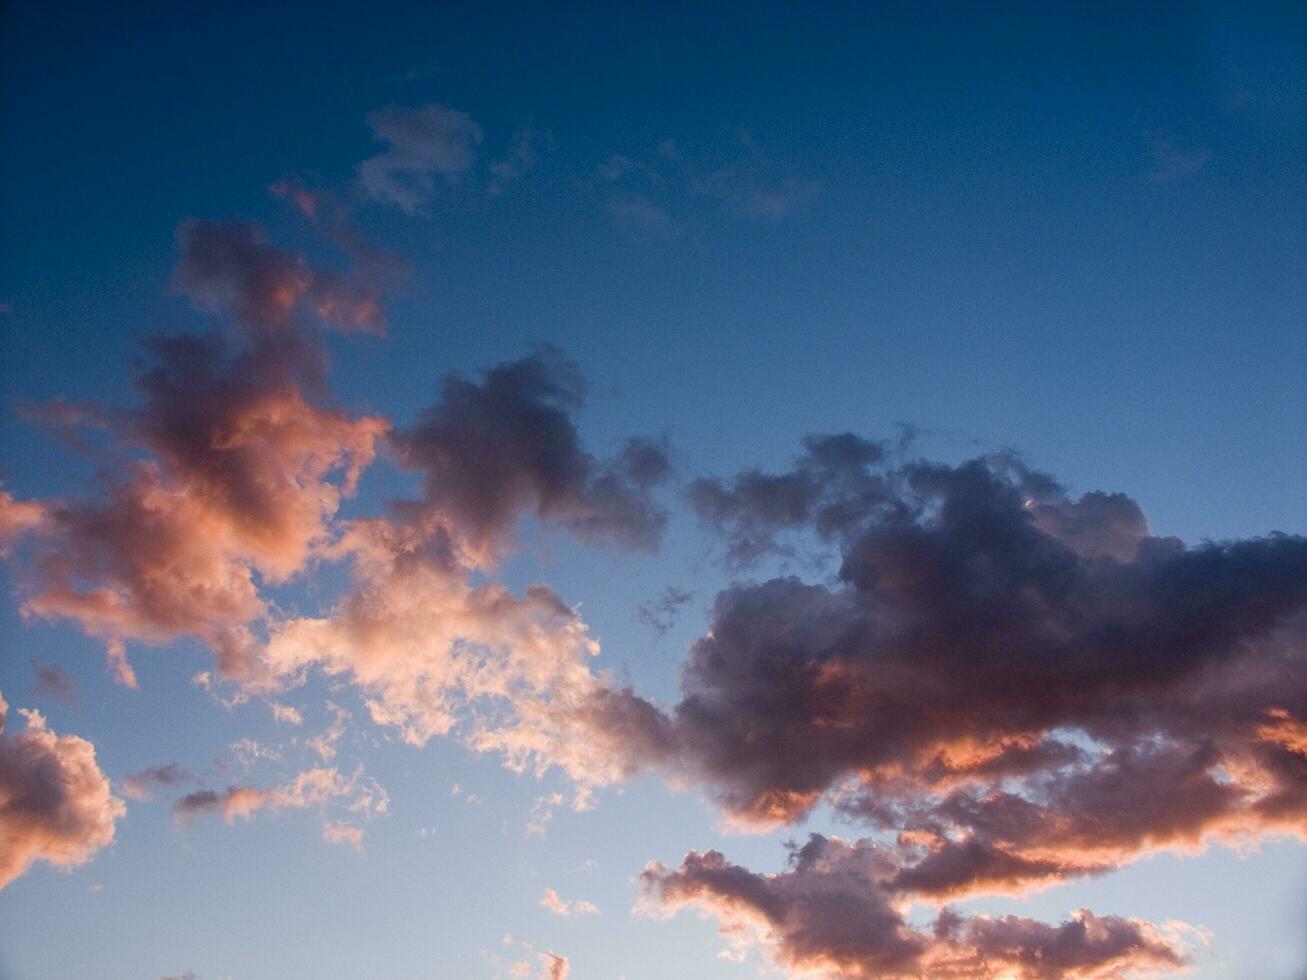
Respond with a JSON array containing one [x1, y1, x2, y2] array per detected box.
[[260, 351, 672, 775], [359, 104, 483, 213], [5, 223, 388, 683], [120, 762, 193, 803], [641, 840, 1192, 979], [391, 348, 670, 562], [580, 439, 1305, 972], [645, 448, 1307, 846], [0, 690, 124, 889]]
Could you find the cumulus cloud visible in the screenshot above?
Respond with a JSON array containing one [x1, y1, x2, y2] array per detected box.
[[3, 221, 387, 683], [537, 437, 1307, 972], [0, 690, 124, 889], [390, 348, 670, 561], [640, 841, 1193, 979], [359, 104, 483, 213], [259, 350, 672, 771]]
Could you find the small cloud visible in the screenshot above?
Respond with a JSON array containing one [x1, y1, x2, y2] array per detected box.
[[488, 127, 553, 197], [636, 586, 694, 640], [322, 821, 365, 852], [692, 171, 821, 220], [527, 793, 565, 837], [539, 888, 600, 917], [1146, 133, 1210, 182], [269, 702, 303, 726], [32, 661, 76, 703], [120, 763, 193, 803], [358, 104, 483, 214], [606, 193, 679, 239]]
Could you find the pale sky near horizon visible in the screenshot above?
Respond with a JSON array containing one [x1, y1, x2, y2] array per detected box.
[[1, 4, 1305, 979]]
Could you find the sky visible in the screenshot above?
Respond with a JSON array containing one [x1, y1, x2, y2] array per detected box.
[[0, 3, 1305, 979]]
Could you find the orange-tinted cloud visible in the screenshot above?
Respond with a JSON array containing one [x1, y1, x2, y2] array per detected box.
[[0, 690, 124, 889], [3, 223, 388, 683]]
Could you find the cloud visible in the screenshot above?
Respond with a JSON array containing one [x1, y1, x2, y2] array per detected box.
[[270, 702, 303, 726], [1146, 133, 1211, 182], [691, 171, 821, 220], [539, 887, 599, 916], [597, 136, 820, 235], [539, 953, 569, 980], [391, 348, 671, 561], [605, 193, 679, 239], [687, 432, 887, 567], [532, 437, 1307, 970], [174, 220, 385, 335], [358, 104, 483, 213], [121, 762, 193, 802], [32, 661, 76, 702], [260, 351, 672, 785], [3, 222, 388, 683], [0, 490, 47, 549], [0, 690, 124, 889], [488, 127, 551, 196], [640, 841, 1192, 979], [636, 586, 694, 640], [322, 820, 364, 851], [171, 766, 361, 825], [650, 446, 1307, 842]]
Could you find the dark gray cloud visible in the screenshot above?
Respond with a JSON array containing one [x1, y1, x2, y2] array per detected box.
[[392, 348, 671, 559], [562, 436, 1307, 972], [687, 433, 888, 566]]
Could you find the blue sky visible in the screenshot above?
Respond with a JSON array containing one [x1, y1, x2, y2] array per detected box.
[[1, 3, 1305, 979]]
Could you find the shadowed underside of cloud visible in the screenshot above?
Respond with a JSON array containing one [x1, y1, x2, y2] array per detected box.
[[0, 690, 124, 889], [640, 842, 1192, 979]]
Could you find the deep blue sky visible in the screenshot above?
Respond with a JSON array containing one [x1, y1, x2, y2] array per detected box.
[[1, 3, 1305, 979]]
